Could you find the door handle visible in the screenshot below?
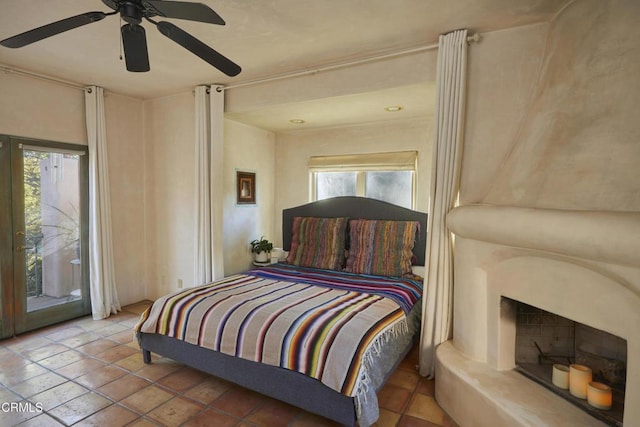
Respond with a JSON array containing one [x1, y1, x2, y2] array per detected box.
[[16, 245, 27, 251], [16, 231, 25, 236]]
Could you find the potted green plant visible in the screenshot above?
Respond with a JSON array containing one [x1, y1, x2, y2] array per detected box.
[[250, 236, 273, 263]]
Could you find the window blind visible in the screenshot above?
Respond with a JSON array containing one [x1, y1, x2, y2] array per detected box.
[[308, 150, 417, 171]]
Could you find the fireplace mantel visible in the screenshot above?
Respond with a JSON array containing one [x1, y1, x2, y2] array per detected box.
[[436, 204, 640, 426], [447, 205, 640, 269]]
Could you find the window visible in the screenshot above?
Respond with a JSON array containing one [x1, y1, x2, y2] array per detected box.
[[309, 151, 417, 209], [316, 171, 357, 199]]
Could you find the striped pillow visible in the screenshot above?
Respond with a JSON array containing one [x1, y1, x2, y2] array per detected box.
[[286, 216, 348, 270], [345, 219, 418, 277]]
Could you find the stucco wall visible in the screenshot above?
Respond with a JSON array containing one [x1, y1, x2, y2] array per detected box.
[[223, 120, 275, 275], [143, 92, 195, 299], [461, 2, 640, 210], [0, 73, 86, 144], [104, 92, 146, 306], [143, 93, 275, 298]]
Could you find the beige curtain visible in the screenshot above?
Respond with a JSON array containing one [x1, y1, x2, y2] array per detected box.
[[209, 85, 225, 280], [194, 85, 225, 286], [420, 29, 468, 377], [85, 85, 121, 319]]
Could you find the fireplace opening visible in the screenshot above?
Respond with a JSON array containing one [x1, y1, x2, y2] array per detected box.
[[506, 297, 627, 426]]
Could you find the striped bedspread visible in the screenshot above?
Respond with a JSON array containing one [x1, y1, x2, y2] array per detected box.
[[249, 263, 421, 313], [136, 265, 422, 397]]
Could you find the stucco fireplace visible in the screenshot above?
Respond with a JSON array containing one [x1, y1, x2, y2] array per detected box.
[[435, 205, 640, 426]]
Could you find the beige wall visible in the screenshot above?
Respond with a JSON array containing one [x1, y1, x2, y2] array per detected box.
[[274, 117, 433, 247], [143, 93, 276, 298], [143, 92, 196, 299], [0, 74, 146, 307], [223, 120, 275, 275], [462, 3, 640, 210], [104, 92, 146, 305], [0, 73, 86, 144], [461, 23, 549, 204]]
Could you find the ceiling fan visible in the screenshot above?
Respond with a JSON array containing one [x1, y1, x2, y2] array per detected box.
[[0, 0, 241, 76]]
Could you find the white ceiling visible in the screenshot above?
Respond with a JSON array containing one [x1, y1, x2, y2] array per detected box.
[[225, 83, 437, 132], [0, 0, 569, 131]]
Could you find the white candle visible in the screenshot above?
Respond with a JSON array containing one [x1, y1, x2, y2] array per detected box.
[[587, 382, 612, 410], [569, 364, 592, 399], [552, 364, 570, 389]]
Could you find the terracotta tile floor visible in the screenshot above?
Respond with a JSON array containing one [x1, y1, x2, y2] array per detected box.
[[0, 301, 458, 427]]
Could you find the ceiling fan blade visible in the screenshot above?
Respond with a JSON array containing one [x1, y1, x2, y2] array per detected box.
[[143, 1, 225, 25], [121, 24, 150, 72], [1, 12, 108, 48], [156, 21, 241, 76]]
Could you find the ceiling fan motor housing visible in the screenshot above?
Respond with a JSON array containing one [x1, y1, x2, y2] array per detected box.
[[121, 1, 144, 25], [103, 0, 161, 21]]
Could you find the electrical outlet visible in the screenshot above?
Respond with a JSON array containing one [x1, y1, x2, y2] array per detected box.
[[178, 278, 183, 288]]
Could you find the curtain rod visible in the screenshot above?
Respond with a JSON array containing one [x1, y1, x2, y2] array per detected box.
[[0, 64, 86, 91], [218, 33, 480, 91], [0, 64, 133, 98]]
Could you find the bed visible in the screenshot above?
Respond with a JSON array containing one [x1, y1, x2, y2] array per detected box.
[[135, 196, 428, 426]]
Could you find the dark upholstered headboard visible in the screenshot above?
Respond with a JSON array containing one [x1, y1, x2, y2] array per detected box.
[[282, 196, 428, 266]]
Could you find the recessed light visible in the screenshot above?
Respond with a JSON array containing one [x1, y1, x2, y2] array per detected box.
[[289, 119, 305, 124], [384, 106, 403, 112]]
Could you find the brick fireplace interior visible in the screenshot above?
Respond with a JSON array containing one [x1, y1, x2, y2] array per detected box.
[[511, 298, 626, 426]]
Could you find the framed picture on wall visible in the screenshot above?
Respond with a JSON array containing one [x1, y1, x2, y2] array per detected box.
[[236, 171, 256, 204]]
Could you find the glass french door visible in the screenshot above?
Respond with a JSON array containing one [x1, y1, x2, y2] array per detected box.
[[0, 136, 90, 338]]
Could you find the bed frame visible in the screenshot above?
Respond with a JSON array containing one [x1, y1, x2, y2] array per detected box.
[[139, 196, 428, 425]]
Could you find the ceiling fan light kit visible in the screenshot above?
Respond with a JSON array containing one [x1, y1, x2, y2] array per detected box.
[[0, 0, 241, 76]]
